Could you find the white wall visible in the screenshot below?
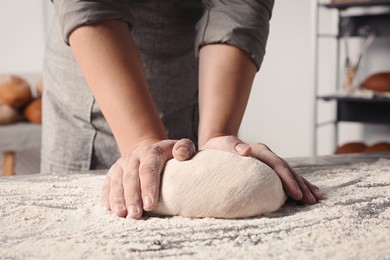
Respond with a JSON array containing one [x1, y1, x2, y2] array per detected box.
[[0, 0, 56, 91], [0, 1, 47, 75], [239, 0, 314, 157]]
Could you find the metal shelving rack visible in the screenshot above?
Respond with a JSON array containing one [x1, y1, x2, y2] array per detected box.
[[313, 0, 390, 155]]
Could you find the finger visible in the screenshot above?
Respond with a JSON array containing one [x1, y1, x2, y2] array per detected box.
[[101, 173, 111, 211], [201, 135, 251, 156], [303, 178, 326, 201], [122, 157, 143, 219], [172, 138, 196, 161], [109, 163, 127, 217], [250, 143, 303, 200], [138, 147, 165, 211], [294, 175, 316, 204]]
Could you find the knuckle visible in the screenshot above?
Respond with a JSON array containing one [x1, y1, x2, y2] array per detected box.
[[111, 196, 125, 204], [254, 142, 268, 150], [151, 145, 164, 156], [109, 172, 124, 185], [123, 169, 138, 179], [225, 135, 238, 143], [127, 192, 141, 202], [119, 155, 134, 168], [279, 160, 289, 170], [107, 164, 118, 177], [145, 146, 165, 163], [139, 145, 163, 157], [139, 162, 160, 177]]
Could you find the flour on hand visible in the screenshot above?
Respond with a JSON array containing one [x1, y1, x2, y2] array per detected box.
[[151, 149, 287, 218]]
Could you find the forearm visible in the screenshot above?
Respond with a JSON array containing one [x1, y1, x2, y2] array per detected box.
[[69, 20, 166, 156], [198, 44, 257, 147]]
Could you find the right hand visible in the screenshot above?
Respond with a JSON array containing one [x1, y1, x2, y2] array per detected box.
[[202, 135, 325, 204], [101, 138, 196, 219]]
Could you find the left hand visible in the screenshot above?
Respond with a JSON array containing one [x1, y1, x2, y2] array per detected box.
[[201, 135, 325, 204], [101, 138, 196, 219]]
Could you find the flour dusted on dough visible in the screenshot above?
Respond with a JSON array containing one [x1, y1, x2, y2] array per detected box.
[[152, 149, 287, 218]]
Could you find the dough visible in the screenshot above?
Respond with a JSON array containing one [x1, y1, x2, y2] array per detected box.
[[152, 149, 287, 219]]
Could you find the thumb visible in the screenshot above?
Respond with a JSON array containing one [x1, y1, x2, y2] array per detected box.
[[201, 135, 251, 156], [172, 138, 196, 161]]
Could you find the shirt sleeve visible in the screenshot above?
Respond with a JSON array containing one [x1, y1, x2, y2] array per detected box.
[[195, 0, 274, 70], [52, 0, 133, 45]]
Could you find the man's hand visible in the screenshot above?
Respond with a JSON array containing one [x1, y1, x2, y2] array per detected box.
[[101, 138, 196, 219], [201, 135, 325, 204]]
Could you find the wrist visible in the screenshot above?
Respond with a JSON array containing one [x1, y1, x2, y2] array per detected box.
[[121, 134, 167, 156], [198, 131, 236, 149]]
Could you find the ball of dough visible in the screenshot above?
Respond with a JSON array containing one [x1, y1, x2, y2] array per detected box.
[[152, 149, 287, 219], [0, 75, 32, 107]]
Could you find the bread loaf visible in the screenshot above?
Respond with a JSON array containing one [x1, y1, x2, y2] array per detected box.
[[361, 72, 390, 93], [335, 141, 390, 154], [365, 142, 390, 153], [0, 103, 21, 125], [23, 99, 42, 124], [335, 142, 367, 154], [0, 75, 32, 107]]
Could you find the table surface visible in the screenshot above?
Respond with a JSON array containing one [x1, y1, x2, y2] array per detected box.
[[0, 122, 41, 152], [1, 152, 389, 259]]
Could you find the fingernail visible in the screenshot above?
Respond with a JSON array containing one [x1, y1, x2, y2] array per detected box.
[[177, 146, 189, 158], [235, 143, 250, 154], [115, 204, 126, 213], [143, 195, 152, 210], [127, 205, 140, 218]]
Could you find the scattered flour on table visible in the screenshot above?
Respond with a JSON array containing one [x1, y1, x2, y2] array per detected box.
[[0, 159, 389, 259]]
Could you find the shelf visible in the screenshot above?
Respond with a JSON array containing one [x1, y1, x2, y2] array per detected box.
[[314, 0, 390, 154], [320, 1, 390, 36], [318, 94, 390, 103], [318, 95, 390, 124], [323, 1, 390, 10], [339, 13, 390, 36]]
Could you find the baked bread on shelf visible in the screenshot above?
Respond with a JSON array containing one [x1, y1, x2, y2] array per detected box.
[[361, 72, 390, 93]]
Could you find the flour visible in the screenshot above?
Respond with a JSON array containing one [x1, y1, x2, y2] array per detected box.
[[152, 149, 287, 218], [1, 158, 389, 259]]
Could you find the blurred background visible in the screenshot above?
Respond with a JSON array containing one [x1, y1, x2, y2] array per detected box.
[[1, 0, 390, 175]]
